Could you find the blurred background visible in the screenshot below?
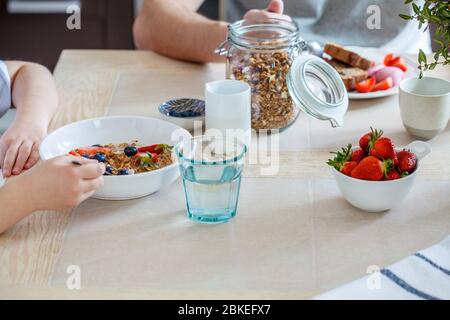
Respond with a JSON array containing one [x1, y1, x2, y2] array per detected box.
[[0, 0, 220, 70], [0, 0, 438, 71]]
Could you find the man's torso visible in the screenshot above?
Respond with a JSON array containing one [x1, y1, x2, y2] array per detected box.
[[225, 0, 422, 51]]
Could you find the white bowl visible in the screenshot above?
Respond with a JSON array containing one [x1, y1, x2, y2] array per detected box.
[[39, 116, 192, 200], [331, 141, 432, 212]]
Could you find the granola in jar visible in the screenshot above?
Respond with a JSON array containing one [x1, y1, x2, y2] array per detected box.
[[216, 18, 304, 130], [230, 50, 298, 130]]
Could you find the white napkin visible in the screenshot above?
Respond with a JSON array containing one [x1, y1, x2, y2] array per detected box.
[[314, 236, 450, 300]]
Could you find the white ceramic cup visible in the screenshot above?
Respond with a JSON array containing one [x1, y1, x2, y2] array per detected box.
[[399, 77, 450, 140], [205, 80, 251, 147]]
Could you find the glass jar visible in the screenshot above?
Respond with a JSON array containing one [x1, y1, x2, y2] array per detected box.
[[216, 18, 307, 130], [216, 18, 349, 130]]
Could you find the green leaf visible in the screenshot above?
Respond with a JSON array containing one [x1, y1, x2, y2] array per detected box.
[[440, 8, 450, 18], [424, 6, 432, 18], [404, 0, 450, 72], [139, 154, 156, 167], [155, 144, 173, 152], [434, 51, 442, 61], [399, 13, 413, 20], [418, 49, 427, 64], [443, 47, 449, 59], [433, 38, 444, 47], [326, 144, 352, 170], [430, 15, 441, 24]]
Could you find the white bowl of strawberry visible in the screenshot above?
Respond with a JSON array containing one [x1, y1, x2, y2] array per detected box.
[[327, 128, 432, 212]]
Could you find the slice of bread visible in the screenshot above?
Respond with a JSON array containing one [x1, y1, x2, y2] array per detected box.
[[324, 43, 374, 70], [327, 59, 368, 91]]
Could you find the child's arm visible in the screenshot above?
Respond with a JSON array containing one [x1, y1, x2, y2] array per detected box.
[[0, 156, 105, 234], [0, 61, 58, 177]]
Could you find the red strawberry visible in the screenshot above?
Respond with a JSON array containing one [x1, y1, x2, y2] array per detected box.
[[389, 56, 408, 72], [355, 77, 376, 93], [384, 53, 394, 66], [393, 154, 399, 167], [373, 77, 393, 92], [138, 144, 172, 154], [341, 161, 358, 176], [370, 137, 396, 160], [397, 150, 417, 173], [385, 170, 401, 180], [359, 127, 383, 152], [351, 148, 365, 163], [351, 156, 392, 181]]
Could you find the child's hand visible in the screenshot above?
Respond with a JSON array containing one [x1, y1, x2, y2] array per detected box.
[[0, 121, 46, 177], [19, 155, 105, 211]]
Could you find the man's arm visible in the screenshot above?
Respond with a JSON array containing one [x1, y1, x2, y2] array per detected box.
[[133, 0, 228, 63]]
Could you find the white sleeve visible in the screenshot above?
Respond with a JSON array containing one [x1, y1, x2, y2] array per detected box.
[[0, 60, 12, 118]]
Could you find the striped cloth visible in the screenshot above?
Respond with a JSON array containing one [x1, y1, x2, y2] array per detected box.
[[315, 236, 450, 300], [0, 60, 11, 119]]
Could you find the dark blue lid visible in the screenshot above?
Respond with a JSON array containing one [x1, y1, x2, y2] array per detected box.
[[159, 98, 205, 118]]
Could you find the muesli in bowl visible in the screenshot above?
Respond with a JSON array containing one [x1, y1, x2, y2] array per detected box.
[[68, 141, 174, 176]]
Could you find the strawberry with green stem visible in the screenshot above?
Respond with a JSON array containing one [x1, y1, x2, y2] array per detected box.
[[370, 136, 396, 160], [359, 127, 383, 153], [351, 156, 393, 181], [138, 144, 172, 154], [327, 144, 358, 177]]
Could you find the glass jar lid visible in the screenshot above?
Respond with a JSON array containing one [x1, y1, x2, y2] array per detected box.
[[287, 54, 348, 127], [215, 18, 308, 55]]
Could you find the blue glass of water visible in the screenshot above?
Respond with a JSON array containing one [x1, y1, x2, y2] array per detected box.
[[175, 136, 247, 224]]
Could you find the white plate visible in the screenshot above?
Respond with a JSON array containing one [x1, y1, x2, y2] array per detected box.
[[344, 46, 419, 100], [39, 116, 192, 200]]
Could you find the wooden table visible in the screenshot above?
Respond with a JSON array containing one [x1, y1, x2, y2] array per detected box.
[[0, 50, 449, 299]]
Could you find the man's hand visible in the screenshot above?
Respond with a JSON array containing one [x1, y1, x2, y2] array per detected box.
[[0, 120, 46, 177], [243, 0, 291, 23]]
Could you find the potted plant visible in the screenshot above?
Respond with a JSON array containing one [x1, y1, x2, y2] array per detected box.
[[400, 0, 450, 77]]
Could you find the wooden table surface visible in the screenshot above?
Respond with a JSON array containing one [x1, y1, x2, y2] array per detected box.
[[0, 50, 449, 299]]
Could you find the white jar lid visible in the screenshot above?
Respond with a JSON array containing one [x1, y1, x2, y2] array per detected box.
[[287, 54, 348, 127]]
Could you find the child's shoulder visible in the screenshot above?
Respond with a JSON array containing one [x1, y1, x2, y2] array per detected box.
[[0, 60, 11, 118], [0, 60, 8, 80]]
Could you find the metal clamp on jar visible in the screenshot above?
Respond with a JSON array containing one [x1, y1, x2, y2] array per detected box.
[[216, 18, 348, 131]]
